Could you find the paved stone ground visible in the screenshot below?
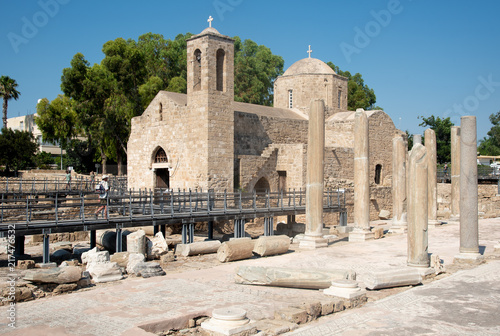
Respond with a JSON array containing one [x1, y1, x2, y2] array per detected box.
[[1, 218, 499, 336]]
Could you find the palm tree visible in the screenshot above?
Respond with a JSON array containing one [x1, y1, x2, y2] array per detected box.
[[0, 76, 21, 129]]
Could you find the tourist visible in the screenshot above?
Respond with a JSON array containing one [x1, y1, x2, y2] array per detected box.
[[65, 169, 71, 190], [95, 175, 110, 219], [89, 171, 95, 190]]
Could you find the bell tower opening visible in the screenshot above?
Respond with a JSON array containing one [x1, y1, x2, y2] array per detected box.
[[216, 48, 225, 92], [193, 49, 202, 91]]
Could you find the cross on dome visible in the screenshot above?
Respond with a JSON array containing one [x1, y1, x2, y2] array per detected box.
[[307, 45, 313, 58], [207, 16, 214, 28]]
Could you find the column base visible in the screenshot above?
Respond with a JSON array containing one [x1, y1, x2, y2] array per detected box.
[[323, 279, 366, 299], [407, 261, 430, 268], [389, 225, 407, 234], [348, 228, 374, 242], [299, 235, 328, 249], [453, 252, 484, 264]]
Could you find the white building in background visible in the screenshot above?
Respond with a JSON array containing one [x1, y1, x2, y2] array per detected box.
[[7, 114, 65, 155]]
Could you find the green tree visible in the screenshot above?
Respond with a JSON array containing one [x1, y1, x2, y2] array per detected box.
[[233, 37, 284, 106], [418, 115, 454, 164], [63, 139, 96, 173], [35, 95, 80, 149], [0, 128, 38, 174], [478, 111, 500, 156], [0, 76, 21, 128], [34, 151, 56, 169], [327, 63, 377, 110]]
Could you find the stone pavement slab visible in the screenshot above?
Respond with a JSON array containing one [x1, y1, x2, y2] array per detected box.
[[287, 260, 500, 336], [0, 218, 499, 335]]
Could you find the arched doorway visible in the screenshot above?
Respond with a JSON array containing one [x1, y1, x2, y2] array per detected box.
[[254, 177, 270, 193], [153, 148, 169, 189]]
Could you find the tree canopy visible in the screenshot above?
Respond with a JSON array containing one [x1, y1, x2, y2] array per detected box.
[[418, 115, 454, 164], [478, 111, 500, 156], [0, 75, 21, 129], [0, 128, 38, 174], [327, 63, 377, 110], [233, 36, 284, 106]]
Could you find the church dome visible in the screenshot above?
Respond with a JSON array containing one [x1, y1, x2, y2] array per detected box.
[[199, 27, 222, 36], [283, 58, 336, 76]]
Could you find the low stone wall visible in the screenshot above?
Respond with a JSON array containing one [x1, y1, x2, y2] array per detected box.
[[438, 183, 500, 219]]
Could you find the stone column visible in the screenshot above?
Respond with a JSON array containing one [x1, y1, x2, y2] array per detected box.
[[454, 116, 482, 262], [349, 109, 374, 242], [413, 134, 422, 145], [424, 128, 441, 227], [300, 99, 327, 249], [450, 126, 460, 222], [407, 144, 430, 268], [391, 133, 407, 233]]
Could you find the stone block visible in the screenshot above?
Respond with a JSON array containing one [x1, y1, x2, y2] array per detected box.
[[378, 209, 391, 220], [274, 307, 308, 325], [17, 260, 35, 269], [364, 268, 422, 290], [147, 232, 169, 259], [110, 252, 130, 268], [127, 229, 147, 255], [53, 283, 77, 294], [373, 227, 384, 239], [131, 261, 166, 278], [299, 301, 322, 321], [87, 262, 123, 283], [81, 247, 109, 265], [320, 300, 334, 316], [126, 253, 146, 274], [24, 266, 82, 284]]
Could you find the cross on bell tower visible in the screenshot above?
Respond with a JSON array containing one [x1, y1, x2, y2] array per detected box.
[[307, 45, 313, 58], [207, 16, 213, 27]]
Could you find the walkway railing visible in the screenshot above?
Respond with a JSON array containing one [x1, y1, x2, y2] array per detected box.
[[0, 188, 347, 236]]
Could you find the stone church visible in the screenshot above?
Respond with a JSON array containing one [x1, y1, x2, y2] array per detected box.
[[127, 25, 398, 217]]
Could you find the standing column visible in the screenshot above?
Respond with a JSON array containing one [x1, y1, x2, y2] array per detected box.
[[454, 116, 482, 262], [413, 134, 422, 145], [407, 144, 430, 268], [424, 128, 441, 227], [299, 99, 328, 249], [391, 133, 407, 233], [450, 126, 461, 223], [349, 109, 374, 242]]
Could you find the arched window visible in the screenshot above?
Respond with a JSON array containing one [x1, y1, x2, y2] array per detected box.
[[159, 102, 163, 121], [193, 49, 202, 91], [154, 148, 168, 163], [375, 164, 382, 185], [216, 49, 225, 91]]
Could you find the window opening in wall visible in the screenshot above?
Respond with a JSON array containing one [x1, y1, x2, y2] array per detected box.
[[288, 90, 293, 108], [159, 103, 163, 121], [154, 148, 168, 163], [216, 49, 225, 92], [278, 171, 287, 193], [375, 164, 382, 185], [338, 90, 342, 109], [193, 49, 202, 91]]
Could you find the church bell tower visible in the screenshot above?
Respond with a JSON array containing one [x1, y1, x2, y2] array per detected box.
[[185, 18, 235, 191]]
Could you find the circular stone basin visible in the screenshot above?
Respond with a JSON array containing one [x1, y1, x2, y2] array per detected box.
[[212, 308, 247, 321], [331, 279, 359, 289]]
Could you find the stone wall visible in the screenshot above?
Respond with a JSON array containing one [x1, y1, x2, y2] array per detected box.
[[438, 183, 500, 219]]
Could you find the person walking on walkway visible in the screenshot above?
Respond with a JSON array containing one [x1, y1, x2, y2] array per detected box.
[[95, 175, 109, 219]]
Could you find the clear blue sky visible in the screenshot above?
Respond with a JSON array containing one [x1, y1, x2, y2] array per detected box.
[[1, 0, 500, 141]]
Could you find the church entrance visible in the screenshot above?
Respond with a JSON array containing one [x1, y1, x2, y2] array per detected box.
[[155, 169, 169, 189]]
